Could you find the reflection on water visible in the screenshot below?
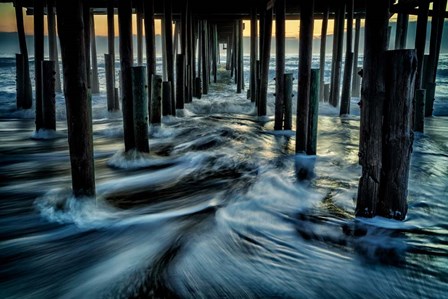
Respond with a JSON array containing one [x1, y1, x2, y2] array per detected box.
[[1, 57, 448, 298]]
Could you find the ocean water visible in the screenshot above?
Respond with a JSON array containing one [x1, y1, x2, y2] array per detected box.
[[0, 54, 447, 299]]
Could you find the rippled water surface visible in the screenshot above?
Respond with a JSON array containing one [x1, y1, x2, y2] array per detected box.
[[1, 55, 448, 299]]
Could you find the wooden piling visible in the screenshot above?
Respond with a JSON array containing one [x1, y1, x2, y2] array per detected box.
[[319, 5, 329, 101], [378, 49, 417, 221], [14, 1, 32, 109], [275, 0, 285, 130], [162, 81, 172, 116], [56, 0, 95, 197], [250, 6, 258, 102], [201, 20, 209, 95], [284, 73, 293, 130], [226, 36, 232, 71], [296, 0, 314, 153], [395, 11, 409, 49], [237, 20, 244, 91], [176, 54, 185, 110], [136, 3, 144, 65], [425, 82, 436, 117], [340, 0, 353, 113], [118, 0, 135, 152], [329, 2, 345, 107], [258, 6, 273, 117], [307, 69, 319, 155], [415, 89, 426, 132], [324, 83, 330, 102], [90, 13, 100, 94], [351, 16, 361, 97], [83, 4, 91, 90], [164, 0, 175, 115], [340, 52, 353, 115], [132, 66, 149, 153], [356, 0, 389, 218], [34, 0, 44, 131], [42, 61, 56, 131], [414, 0, 429, 91], [47, 0, 61, 93], [15, 54, 25, 109], [233, 21, 238, 85], [107, 0, 116, 108], [194, 77, 202, 99], [212, 24, 218, 84], [114, 88, 120, 110], [150, 75, 162, 124], [144, 0, 156, 113], [105, 54, 115, 111]]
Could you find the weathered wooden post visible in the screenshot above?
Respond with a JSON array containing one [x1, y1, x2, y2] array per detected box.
[[194, 77, 202, 99], [356, 0, 389, 218], [132, 66, 149, 153], [107, 0, 116, 110], [340, 52, 353, 115], [176, 54, 185, 110], [414, 0, 429, 91], [226, 36, 231, 71], [307, 69, 319, 155], [275, 0, 285, 130], [258, 5, 273, 117], [162, 81, 172, 116], [118, 0, 135, 152], [144, 0, 156, 113], [105, 54, 115, 111], [34, 0, 44, 131], [394, 8, 408, 49], [284, 73, 293, 130], [319, 5, 329, 101], [340, 0, 353, 115], [424, 83, 436, 117], [324, 83, 330, 102], [378, 49, 417, 220], [201, 20, 209, 95], [47, 0, 61, 93], [90, 12, 100, 94], [136, 2, 144, 66], [329, 2, 345, 107], [296, 0, 314, 153], [42, 60, 56, 131], [150, 75, 162, 124], [414, 89, 425, 132], [237, 20, 244, 91], [56, 0, 95, 197], [14, 0, 32, 109], [83, 4, 91, 90], [250, 5, 258, 102], [164, 0, 175, 115], [212, 24, 218, 84], [16, 54, 25, 109], [233, 21, 239, 85], [351, 16, 361, 97]]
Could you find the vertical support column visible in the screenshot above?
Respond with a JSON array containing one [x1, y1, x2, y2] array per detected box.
[[415, 89, 426, 132], [90, 12, 100, 94], [150, 75, 162, 124], [233, 21, 238, 84], [47, 0, 61, 93], [161, 18, 168, 81], [42, 60, 56, 131], [352, 15, 361, 97], [132, 66, 149, 153], [284, 73, 293, 130], [319, 5, 329, 101], [107, 0, 116, 109], [250, 5, 258, 102], [414, 0, 429, 91], [275, 0, 285, 130], [56, 0, 95, 197], [105, 54, 115, 111], [144, 0, 156, 114], [212, 24, 218, 84], [83, 3, 91, 90], [296, 0, 314, 153], [34, 0, 44, 131], [187, 3, 194, 103], [201, 20, 209, 95], [164, 0, 175, 115], [395, 11, 409, 49], [14, 1, 32, 109], [118, 0, 135, 151], [238, 20, 244, 91], [329, 2, 345, 107], [136, 2, 144, 65], [307, 69, 319, 155], [340, 0, 353, 115], [16, 54, 25, 109], [176, 54, 185, 110], [162, 81, 172, 116], [356, 0, 389, 218], [258, 6, 273, 116], [379, 49, 417, 220]]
